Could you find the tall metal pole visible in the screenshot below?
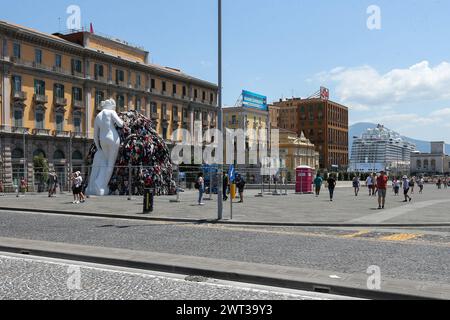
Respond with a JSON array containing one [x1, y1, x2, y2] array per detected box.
[[23, 129, 27, 192], [217, 0, 223, 220]]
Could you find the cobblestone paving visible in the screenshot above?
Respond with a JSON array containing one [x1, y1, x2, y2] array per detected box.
[[0, 255, 337, 300]]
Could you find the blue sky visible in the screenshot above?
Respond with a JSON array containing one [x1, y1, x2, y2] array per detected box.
[[2, 0, 450, 142]]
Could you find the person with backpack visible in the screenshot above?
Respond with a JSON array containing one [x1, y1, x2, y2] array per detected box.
[[235, 174, 246, 203], [196, 173, 205, 206], [327, 174, 337, 202]]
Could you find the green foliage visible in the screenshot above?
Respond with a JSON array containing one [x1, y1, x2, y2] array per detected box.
[[33, 155, 49, 183]]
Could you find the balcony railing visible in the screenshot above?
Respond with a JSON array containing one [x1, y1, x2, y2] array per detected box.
[[162, 114, 170, 122], [116, 80, 126, 87], [34, 94, 48, 104], [172, 114, 179, 123], [72, 71, 84, 78], [53, 130, 71, 138], [11, 127, 30, 134], [151, 113, 160, 120], [73, 99, 84, 109], [13, 91, 27, 101], [95, 76, 106, 83], [32, 128, 51, 136], [54, 97, 68, 107], [71, 132, 85, 139]]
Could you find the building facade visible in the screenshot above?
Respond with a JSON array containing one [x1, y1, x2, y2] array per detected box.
[[410, 142, 450, 175], [278, 129, 319, 179], [223, 105, 270, 168], [0, 20, 218, 191], [350, 124, 417, 174], [270, 97, 349, 170]]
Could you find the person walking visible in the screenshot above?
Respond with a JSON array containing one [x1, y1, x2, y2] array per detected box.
[[223, 172, 229, 201], [393, 177, 401, 196], [409, 177, 416, 194], [418, 177, 424, 194], [327, 174, 337, 202], [366, 174, 374, 196], [47, 173, 55, 197], [70, 173, 79, 204], [402, 175, 412, 203], [76, 172, 86, 203], [20, 177, 27, 195], [196, 173, 205, 206], [376, 171, 388, 209], [235, 174, 246, 203], [314, 174, 323, 197], [352, 175, 360, 197]]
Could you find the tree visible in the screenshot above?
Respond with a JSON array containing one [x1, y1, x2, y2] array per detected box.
[[33, 155, 49, 193]]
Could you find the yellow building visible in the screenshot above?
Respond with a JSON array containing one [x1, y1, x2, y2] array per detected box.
[[223, 105, 270, 180], [0, 20, 218, 191], [278, 129, 320, 178]]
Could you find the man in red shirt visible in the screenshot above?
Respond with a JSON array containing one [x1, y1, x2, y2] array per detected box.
[[376, 171, 388, 209]]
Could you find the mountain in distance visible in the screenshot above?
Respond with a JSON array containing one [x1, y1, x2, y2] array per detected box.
[[349, 122, 450, 153]]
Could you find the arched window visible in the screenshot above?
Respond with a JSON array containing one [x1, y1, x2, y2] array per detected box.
[[53, 150, 65, 160], [72, 150, 83, 161], [431, 159, 437, 170], [12, 148, 24, 159], [424, 160, 429, 169], [416, 160, 422, 169], [33, 149, 46, 158]]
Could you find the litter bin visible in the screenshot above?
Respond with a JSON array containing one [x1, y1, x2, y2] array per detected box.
[[143, 188, 154, 214]]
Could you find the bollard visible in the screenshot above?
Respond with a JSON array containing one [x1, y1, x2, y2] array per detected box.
[[128, 163, 132, 201], [143, 188, 154, 214]]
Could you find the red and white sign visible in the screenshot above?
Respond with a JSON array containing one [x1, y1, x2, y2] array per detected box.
[[320, 87, 330, 100]]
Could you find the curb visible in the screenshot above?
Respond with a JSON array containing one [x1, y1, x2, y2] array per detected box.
[[1, 207, 449, 228], [0, 241, 437, 300]]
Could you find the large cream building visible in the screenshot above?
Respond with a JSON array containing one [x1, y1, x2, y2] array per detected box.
[[0, 20, 218, 191]]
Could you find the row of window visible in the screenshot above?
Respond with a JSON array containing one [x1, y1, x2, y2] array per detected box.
[[13, 108, 82, 133], [11, 43, 215, 103]]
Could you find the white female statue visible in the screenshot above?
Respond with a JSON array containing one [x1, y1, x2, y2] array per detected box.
[[87, 99, 124, 196]]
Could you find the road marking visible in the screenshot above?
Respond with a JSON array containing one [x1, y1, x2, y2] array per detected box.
[[341, 230, 370, 239], [347, 199, 450, 224], [380, 234, 423, 242]]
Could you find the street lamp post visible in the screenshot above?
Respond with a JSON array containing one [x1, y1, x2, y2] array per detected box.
[[217, 0, 223, 220], [22, 128, 27, 193]]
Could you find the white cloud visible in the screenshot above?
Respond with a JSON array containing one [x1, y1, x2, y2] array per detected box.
[[317, 61, 450, 110]]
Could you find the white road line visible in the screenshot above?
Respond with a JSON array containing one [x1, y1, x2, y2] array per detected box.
[[347, 199, 450, 224]]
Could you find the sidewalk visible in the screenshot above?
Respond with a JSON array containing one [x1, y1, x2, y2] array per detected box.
[[1, 187, 449, 226], [0, 237, 446, 299]]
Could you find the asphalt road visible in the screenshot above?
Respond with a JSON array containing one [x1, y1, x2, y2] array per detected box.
[[0, 210, 448, 286], [0, 253, 348, 300]]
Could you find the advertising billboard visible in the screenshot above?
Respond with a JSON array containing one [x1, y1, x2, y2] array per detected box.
[[242, 90, 268, 111]]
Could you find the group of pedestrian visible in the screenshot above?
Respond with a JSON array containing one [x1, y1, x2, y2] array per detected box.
[[196, 172, 246, 206], [313, 174, 337, 201], [313, 171, 423, 210], [70, 171, 86, 204]]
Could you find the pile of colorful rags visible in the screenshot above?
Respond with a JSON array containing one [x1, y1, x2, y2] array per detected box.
[[87, 111, 175, 196]]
